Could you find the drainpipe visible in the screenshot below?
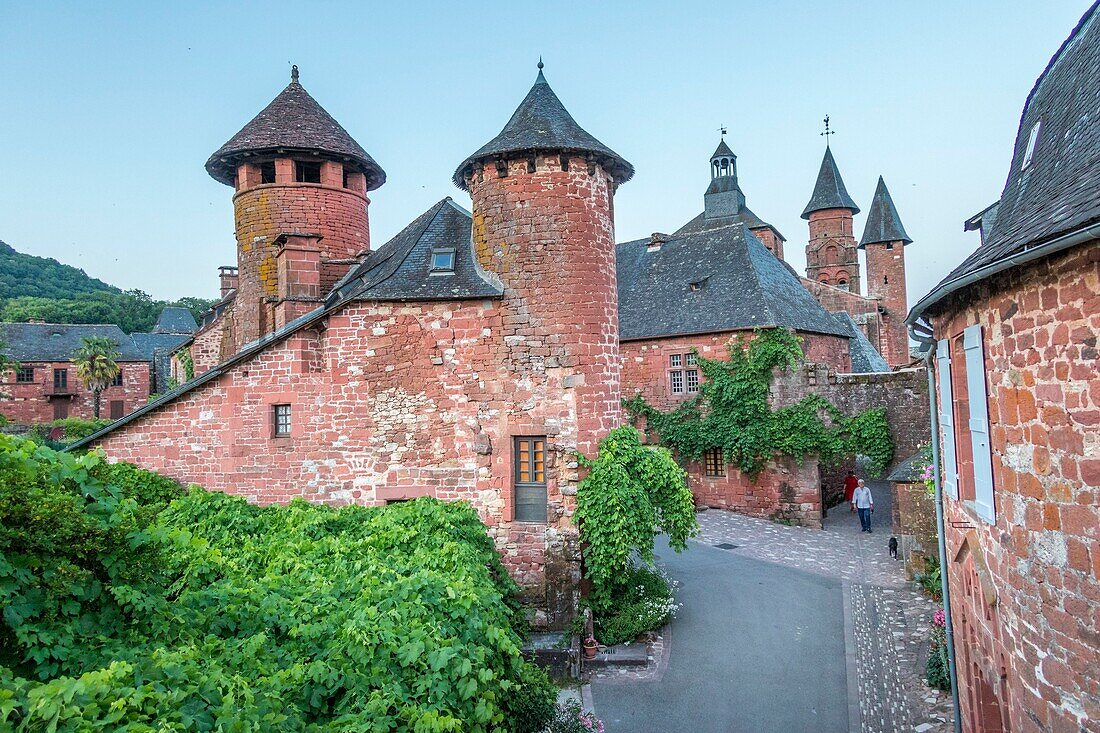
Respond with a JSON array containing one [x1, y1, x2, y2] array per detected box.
[[910, 319, 963, 733]]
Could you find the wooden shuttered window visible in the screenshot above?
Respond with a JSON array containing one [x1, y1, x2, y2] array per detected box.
[[514, 437, 548, 523], [963, 325, 996, 524], [936, 339, 958, 499]]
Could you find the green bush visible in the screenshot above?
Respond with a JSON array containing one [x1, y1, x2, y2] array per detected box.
[[926, 626, 951, 691], [587, 564, 676, 647], [501, 663, 558, 733], [917, 555, 943, 600], [0, 435, 550, 731], [28, 417, 111, 444]]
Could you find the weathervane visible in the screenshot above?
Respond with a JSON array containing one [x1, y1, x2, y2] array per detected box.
[[719, 125, 727, 139], [821, 115, 835, 145]]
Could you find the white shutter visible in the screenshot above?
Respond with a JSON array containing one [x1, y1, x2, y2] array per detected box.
[[936, 339, 958, 499], [964, 325, 996, 523]]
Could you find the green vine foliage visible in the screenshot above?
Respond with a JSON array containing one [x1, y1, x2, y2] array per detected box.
[[574, 427, 698, 591], [623, 329, 894, 478]]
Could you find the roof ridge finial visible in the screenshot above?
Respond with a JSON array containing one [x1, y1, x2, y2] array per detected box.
[[538, 56, 544, 70], [291, 64, 299, 84], [820, 114, 835, 148]]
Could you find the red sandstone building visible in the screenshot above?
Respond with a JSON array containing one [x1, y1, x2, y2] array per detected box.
[[0, 309, 196, 423], [75, 62, 927, 620], [909, 4, 1100, 730]]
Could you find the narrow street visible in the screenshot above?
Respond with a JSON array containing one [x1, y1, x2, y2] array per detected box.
[[591, 481, 953, 733]]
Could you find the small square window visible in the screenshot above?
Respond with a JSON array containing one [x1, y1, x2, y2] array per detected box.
[[670, 370, 684, 394], [295, 161, 321, 183], [273, 404, 292, 437], [431, 249, 456, 272], [704, 447, 725, 477], [685, 369, 699, 393], [111, 372, 123, 387], [16, 367, 34, 383], [685, 353, 697, 366], [669, 354, 682, 368]]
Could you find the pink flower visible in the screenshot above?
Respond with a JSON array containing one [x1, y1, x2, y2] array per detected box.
[[933, 609, 946, 627]]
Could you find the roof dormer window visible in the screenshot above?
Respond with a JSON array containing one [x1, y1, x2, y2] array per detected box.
[[430, 248, 456, 274], [1022, 120, 1041, 170]]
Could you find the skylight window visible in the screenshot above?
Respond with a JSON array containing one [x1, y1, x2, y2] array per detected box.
[[430, 248, 456, 273], [1022, 120, 1041, 170]]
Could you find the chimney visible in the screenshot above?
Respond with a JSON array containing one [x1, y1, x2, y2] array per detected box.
[[273, 233, 324, 330], [218, 266, 239, 298]]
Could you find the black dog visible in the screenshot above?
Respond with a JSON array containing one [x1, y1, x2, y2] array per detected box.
[[888, 536, 899, 560]]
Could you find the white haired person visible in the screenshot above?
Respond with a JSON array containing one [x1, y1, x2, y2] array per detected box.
[[851, 479, 874, 533]]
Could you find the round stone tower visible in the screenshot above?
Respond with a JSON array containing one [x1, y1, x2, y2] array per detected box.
[[803, 146, 861, 293], [205, 66, 386, 349], [453, 61, 634, 463]]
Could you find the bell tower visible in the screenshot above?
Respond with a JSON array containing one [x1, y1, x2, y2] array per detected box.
[[803, 141, 861, 293]]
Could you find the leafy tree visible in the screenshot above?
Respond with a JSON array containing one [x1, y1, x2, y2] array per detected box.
[[0, 338, 17, 401], [72, 337, 121, 419], [574, 426, 698, 591]]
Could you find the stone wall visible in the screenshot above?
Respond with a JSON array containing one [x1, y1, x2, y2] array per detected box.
[[929, 243, 1099, 732], [805, 207, 861, 293], [1, 361, 150, 423], [892, 480, 938, 569], [689, 455, 822, 527]]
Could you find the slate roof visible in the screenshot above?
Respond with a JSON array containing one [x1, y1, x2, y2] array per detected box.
[[859, 177, 912, 247], [832, 312, 890, 373], [152, 307, 198, 334], [0, 323, 149, 362], [453, 65, 634, 189], [327, 198, 503, 304], [205, 66, 386, 190], [131, 332, 192, 393], [802, 147, 860, 218], [711, 139, 735, 158], [616, 223, 851, 341], [673, 204, 785, 240]]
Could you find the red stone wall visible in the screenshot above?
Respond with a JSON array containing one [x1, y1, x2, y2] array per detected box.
[[930, 243, 1099, 732], [187, 318, 226, 378], [864, 241, 910, 368], [229, 162, 371, 353], [621, 330, 851, 413], [749, 225, 785, 261], [1, 361, 150, 423], [689, 456, 822, 527], [806, 208, 861, 294]]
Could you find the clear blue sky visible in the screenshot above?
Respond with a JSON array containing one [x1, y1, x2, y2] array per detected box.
[[0, 1, 1091, 307]]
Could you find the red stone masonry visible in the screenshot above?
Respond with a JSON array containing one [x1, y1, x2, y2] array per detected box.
[[931, 243, 1099, 733], [2, 361, 150, 423], [865, 240, 910, 368], [806, 207, 861, 293]]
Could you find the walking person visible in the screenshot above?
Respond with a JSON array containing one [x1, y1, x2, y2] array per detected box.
[[843, 471, 859, 511], [851, 479, 874, 532]]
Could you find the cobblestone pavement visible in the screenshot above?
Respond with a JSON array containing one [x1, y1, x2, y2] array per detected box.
[[695, 482, 955, 733]]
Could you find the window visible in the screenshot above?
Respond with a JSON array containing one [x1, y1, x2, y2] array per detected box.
[[109, 400, 125, 420], [111, 371, 123, 387], [704, 447, 725, 477], [273, 404, 292, 437], [936, 339, 958, 499], [260, 161, 276, 184], [885, 242, 894, 250], [16, 367, 34, 383], [430, 248, 456, 273], [669, 353, 699, 394], [53, 368, 68, 390], [1022, 120, 1041, 170], [295, 161, 321, 183], [514, 436, 547, 523]]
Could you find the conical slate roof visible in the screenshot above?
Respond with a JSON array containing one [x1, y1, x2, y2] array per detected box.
[[859, 176, 912, 247], [453, 63, 634, 189], [205, 66, 386, 190], [711, 139, 735, 159], [801, 147, 860, 218]]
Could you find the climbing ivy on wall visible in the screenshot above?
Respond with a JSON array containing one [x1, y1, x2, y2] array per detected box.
[[623, 329, 894, 479], [178, 348, 195, 383]]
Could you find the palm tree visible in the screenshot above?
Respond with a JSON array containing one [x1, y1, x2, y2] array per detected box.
[[73, 337, 121, 419], [0, 339, 18, 401]]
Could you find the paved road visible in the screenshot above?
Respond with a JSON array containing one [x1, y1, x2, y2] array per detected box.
[[591, 538, 850, 733]]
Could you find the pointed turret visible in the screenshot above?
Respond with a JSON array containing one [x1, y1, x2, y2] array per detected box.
[[801, 147, 860, 219], [859, 176, 912, 247], [453, 62, 633, 189], [704, 135, 745, 222], [206, 66, 385, 190]]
